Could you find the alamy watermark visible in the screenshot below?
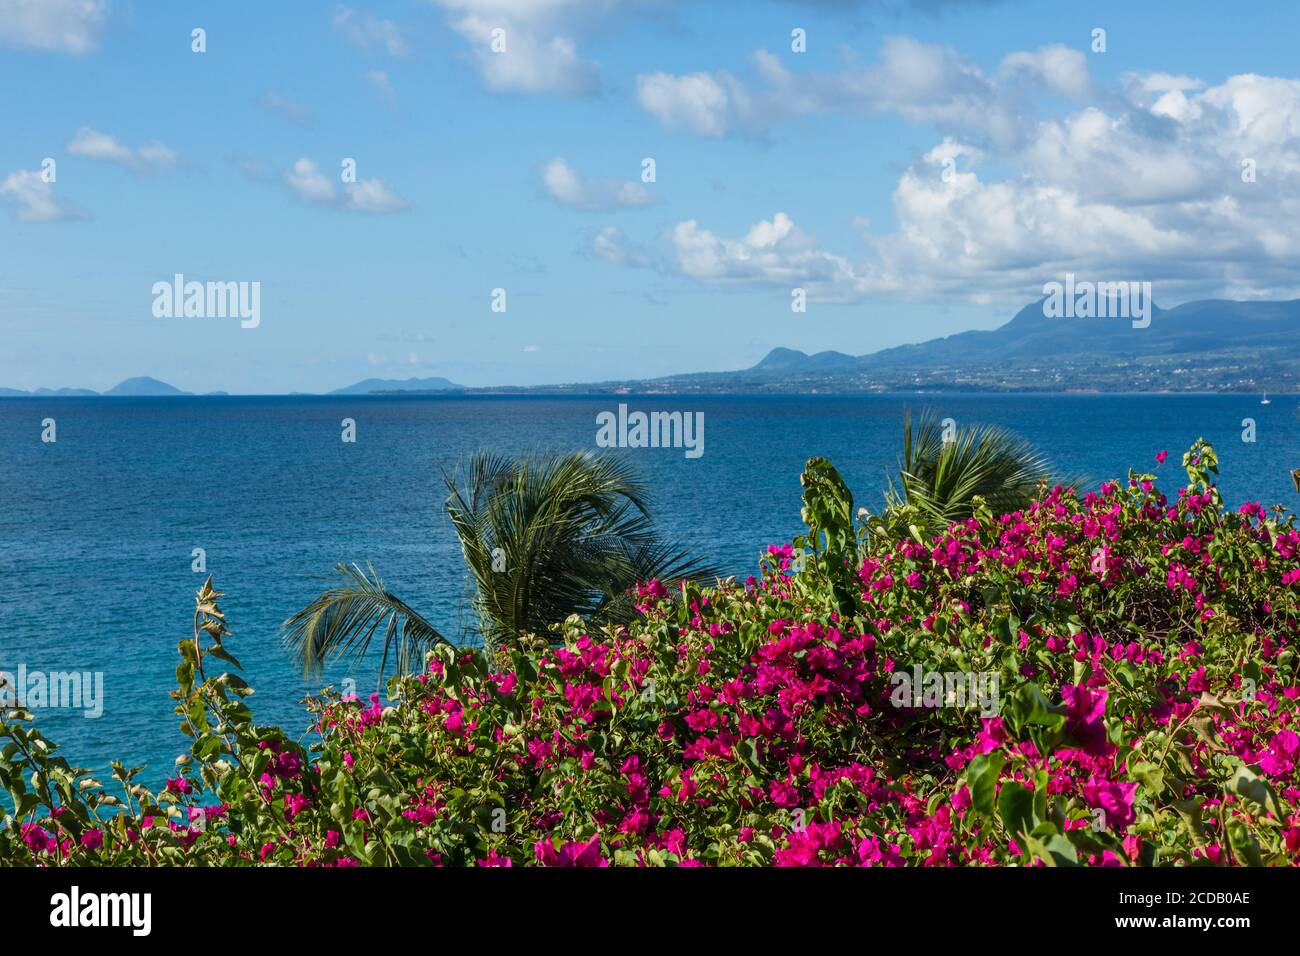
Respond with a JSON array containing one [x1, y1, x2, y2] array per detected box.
[[595, 403, 704, 459], [1042, 273, 1152, 329], [50, 886, 150, 936], [889, 665, 1000, 717], [0, 665, 104, 718], [152, 274, 260, 328]]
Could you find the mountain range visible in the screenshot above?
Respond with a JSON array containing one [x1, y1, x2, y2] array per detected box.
[[5, 297, 1300, 396], [548, 296, 1300, 394]]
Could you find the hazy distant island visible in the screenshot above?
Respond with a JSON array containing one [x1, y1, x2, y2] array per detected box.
[[0, 376, 186, 397], [6, 296, 1300, 397], [330, 376, 464, 395]]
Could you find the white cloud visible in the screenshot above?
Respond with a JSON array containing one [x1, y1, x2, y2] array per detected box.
[[0, 0, 106, 54], [450, 17, 598, 95], [998, 44, 1090, 100], [871, 149, 1195, 298], [667, 213, 873, 301], [594, 213, 876, 302], [428, 0, 623, 95], [1020, 108, 1208, 204], [67, 127, 179, 175], [284, 158, 410, 214], [635, 37, 1090, 145], [1134, 72, 1204, 95], [592, 225, 651, 267], [0, 169, 86, 222], [635, 71, 741, 137], [345, 177, 409, 213], [285, 158, 337, 205], [541, 157, 655, 210], [333, 6, 409, 56], [610, 56, 1300, 304]]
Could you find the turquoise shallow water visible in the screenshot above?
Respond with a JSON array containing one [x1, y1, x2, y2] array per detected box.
[[1, 393, 1297, 784]]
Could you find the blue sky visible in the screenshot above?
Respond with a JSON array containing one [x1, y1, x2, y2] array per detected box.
[[4, 0, 1300, 393]]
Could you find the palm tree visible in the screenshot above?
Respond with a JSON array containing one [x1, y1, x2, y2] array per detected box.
[[885, 411, 1065, 533], [443, 450, 717, 652], [283, 449, 716, 680]]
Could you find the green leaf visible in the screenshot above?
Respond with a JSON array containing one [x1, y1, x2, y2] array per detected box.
[[966, 753, 1005, 817], [1130, 760, 1165, 795], [1230, 763, 1283, 820], [997, 780, 1038, 841], [207, 644, 243, 670], [1008, 683, 1064, 734], [1023, 829, 1080, 867], [1226, 819, 1263, 867]]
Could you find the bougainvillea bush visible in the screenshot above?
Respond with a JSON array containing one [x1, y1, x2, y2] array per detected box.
[[3, 439, 1299, 866]]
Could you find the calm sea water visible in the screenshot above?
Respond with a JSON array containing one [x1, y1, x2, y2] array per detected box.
[[2, 393, 1298, 784]]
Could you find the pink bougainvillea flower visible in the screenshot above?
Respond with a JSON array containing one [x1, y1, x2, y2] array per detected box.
[[1061, 684, 1111, 756], [534, 836, 607, 867], [1081, 777, 1138, 831]]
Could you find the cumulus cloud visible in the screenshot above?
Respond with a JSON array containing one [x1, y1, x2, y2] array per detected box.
[[594, 213, 876, 301], [0, 168, 87, 222], [284, 158, 409, 214], [1133, 72, 1205, 95], [67, 127, 179, 175], [541, 157, 655, 210], [998, 44, 1090, 100], [636, 37, 1090, 145], [333, 5, 409, 56], [346, 177, 410, 213], [666, 213, 873, 300], [591, 225, 652, 267], [610, 55, 1300, 305], [0, 0, 106, 54], [636, 70, 748, 137], [428, 0, 625, 95], [284, 158, 337, 205]]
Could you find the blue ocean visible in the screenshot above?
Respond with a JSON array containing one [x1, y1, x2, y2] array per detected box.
[[2, 393, 1297, 785]]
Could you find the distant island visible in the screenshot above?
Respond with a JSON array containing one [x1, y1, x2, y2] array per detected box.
[[6, 296, 1300, 396], [0, 376, 187, 397], [0, 374, 467, 398], [328, 376, 464, 395]]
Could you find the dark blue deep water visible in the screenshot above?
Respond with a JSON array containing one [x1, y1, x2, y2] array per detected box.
[[2, 393, 1298, 784]]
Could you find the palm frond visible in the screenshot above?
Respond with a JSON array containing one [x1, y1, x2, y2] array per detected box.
[[442, 449, 718, 649], [281, 562, 449, 683], [887, 410, 1072, 532]]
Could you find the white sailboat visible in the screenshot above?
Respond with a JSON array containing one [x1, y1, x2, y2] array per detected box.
[[1261, 393, 1272, 405]]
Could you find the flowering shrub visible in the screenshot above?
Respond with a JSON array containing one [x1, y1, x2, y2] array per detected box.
[[2, 439, 1298, 866]]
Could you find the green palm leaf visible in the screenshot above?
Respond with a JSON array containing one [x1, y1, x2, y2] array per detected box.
[[886, 410, 1076, 533], [281, 562, 448, 683], [284, 448, 718, 680], [443, 449, 720, 651]]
